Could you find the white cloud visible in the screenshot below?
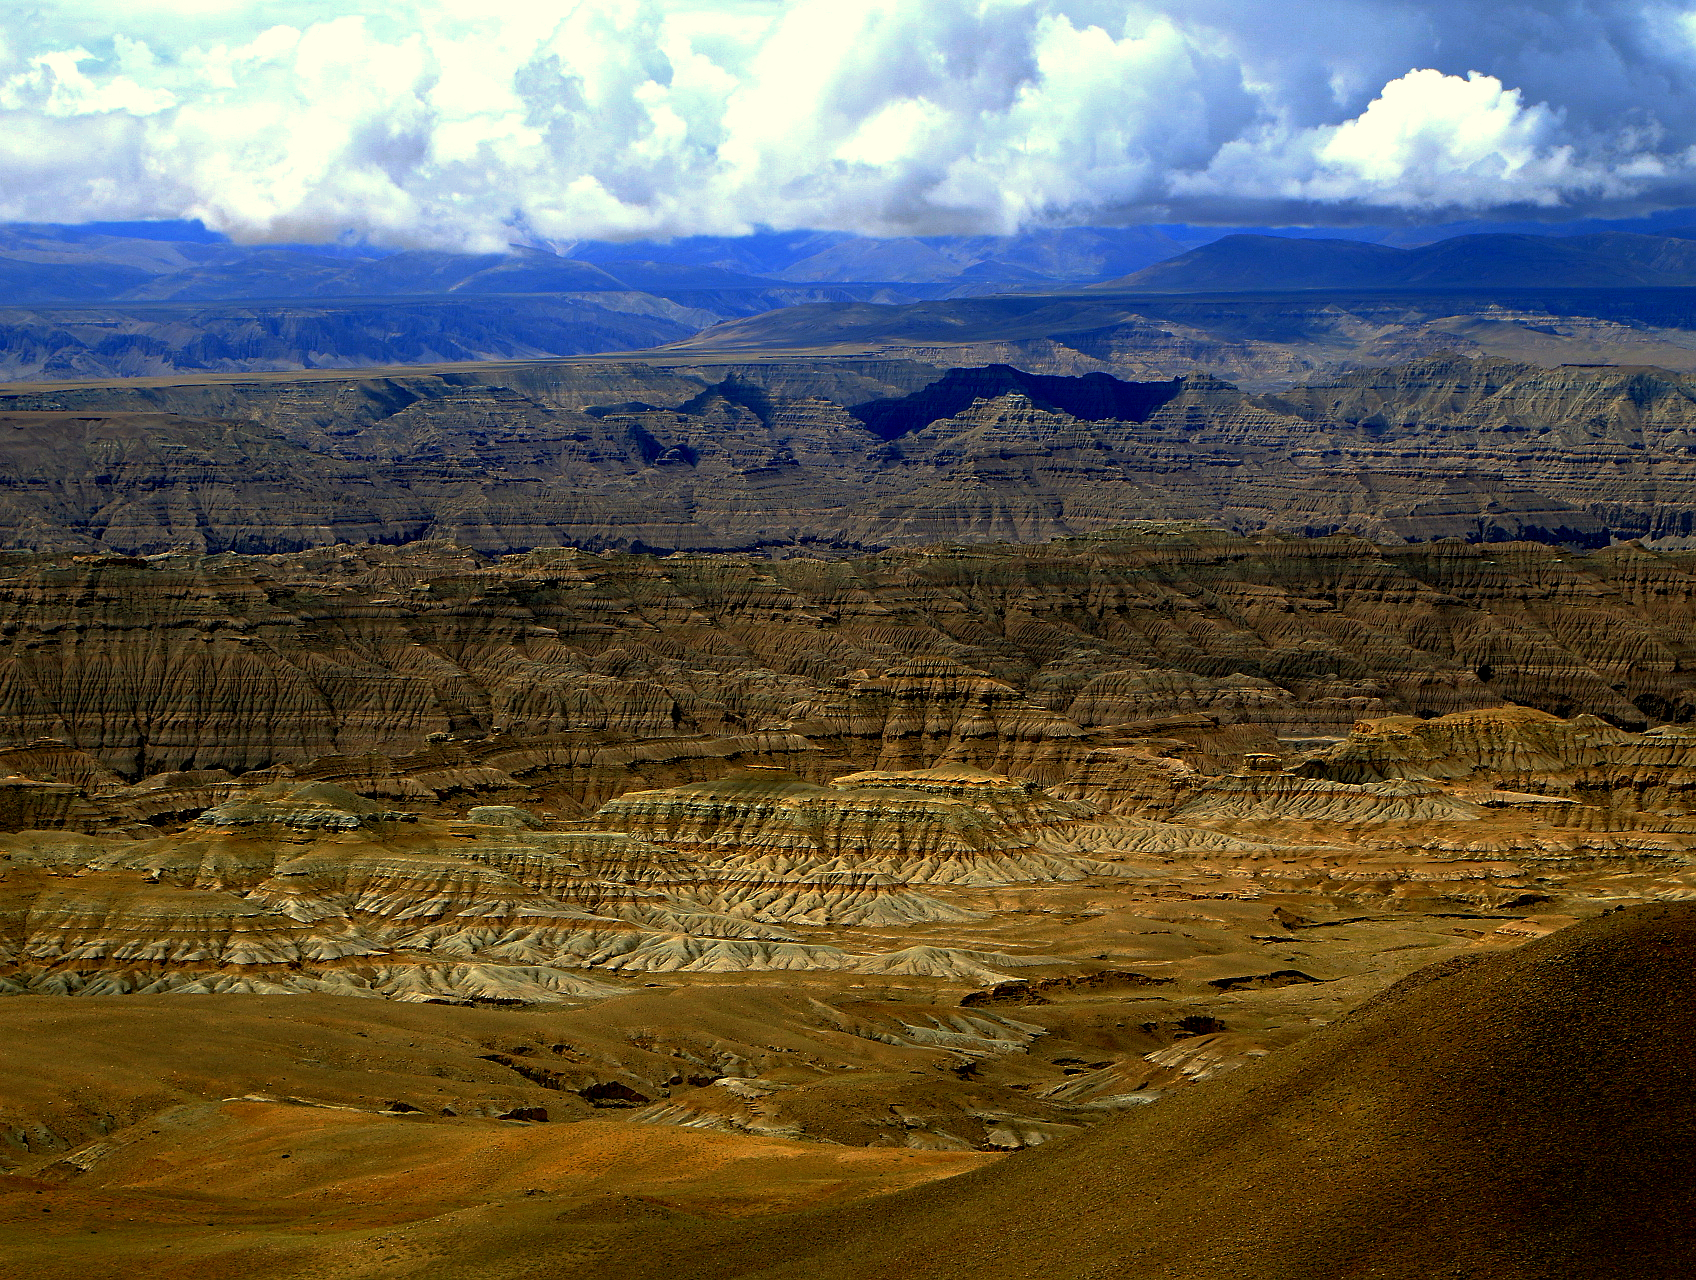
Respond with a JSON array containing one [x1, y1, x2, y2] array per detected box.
[[1176, 68, 1615, 211], [0, 0, 1693, 245]]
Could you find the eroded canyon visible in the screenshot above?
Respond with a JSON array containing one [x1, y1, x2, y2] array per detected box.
[[0, 526, 1693, 1276], [3, 326, 1696, 1277], [9, 353, 1696, 555]]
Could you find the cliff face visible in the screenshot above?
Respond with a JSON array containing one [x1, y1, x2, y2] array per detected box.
[[0, 765, 1153, 1002], [6, 530, 1696, 1019], [585, 766, 1119, 887], [1296, 704, 1696, 827], [2, 532, 1695, 792], [8, 357, 1696, 554]]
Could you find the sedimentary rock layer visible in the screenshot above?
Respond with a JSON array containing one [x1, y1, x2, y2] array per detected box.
[[0, 765, 1149, 1001], [5, 357, 1696, 552], [5, 532, 1696, 790]]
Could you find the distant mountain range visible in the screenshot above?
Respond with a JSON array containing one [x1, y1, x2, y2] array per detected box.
[[13, 220, 1696, 381], [0, 224, 1218, 305], [11, 222, 1696, 310], [0, 228, 829, 304], [557, 226, 1211, 284], [1106, 231, 1696, 291]]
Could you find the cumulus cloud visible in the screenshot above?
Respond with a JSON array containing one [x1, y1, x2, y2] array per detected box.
[[1, 0, 1695, 246]]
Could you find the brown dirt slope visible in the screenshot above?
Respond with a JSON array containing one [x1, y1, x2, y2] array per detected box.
[[2, 905, 1692, 1278], [572, 901, 1696, 1280]]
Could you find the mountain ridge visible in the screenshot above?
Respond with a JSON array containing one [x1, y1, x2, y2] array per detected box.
[[1108, 230, 1696, 291], [7, 355, 1696, 554]]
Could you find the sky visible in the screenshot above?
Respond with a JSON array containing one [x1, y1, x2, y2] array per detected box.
[[7, 1, 1696, 249]]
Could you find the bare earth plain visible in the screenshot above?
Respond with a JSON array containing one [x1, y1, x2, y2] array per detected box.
[[1, 356, 1695, 1274]]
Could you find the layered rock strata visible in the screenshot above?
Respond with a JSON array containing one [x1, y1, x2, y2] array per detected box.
[[10, 357, 1696, 553], [7, 532, 1696, 801], [0, 767, 1137, 999], [1298, 705, 1696, 828], [585, 767, 1131, 887]]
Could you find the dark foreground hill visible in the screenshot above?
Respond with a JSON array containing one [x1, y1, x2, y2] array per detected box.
[[415, 901, 1696, 1279], [6, 903, 1688, 1279], [615, 900, 1696, 1280]]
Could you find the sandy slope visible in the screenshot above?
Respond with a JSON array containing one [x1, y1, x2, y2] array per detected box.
[[5, 903, 1693, 1279]]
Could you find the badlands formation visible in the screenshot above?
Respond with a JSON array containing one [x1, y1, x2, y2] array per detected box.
[[1, 527, 1696, 1274], [11, 354, 1696, 550]]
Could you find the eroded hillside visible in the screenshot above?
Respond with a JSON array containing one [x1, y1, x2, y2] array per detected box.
[[5, 532, 1696, 780], [4, 357, 1696, 552], [3, 533, 1694, 1275]]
